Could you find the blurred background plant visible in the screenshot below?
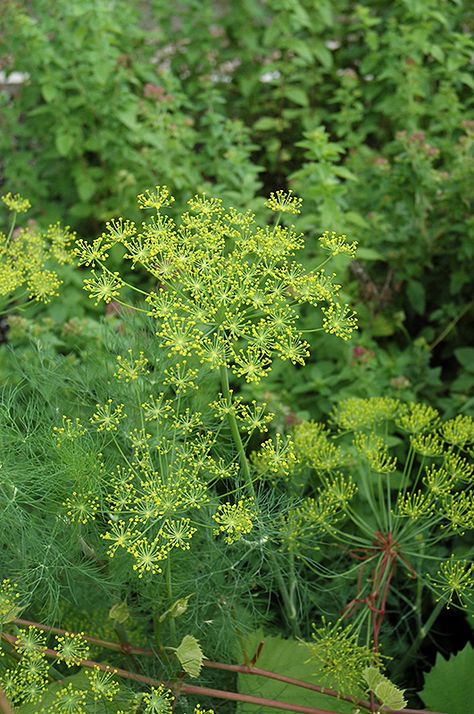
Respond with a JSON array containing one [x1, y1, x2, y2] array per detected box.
[[2, 0, 472, 407]]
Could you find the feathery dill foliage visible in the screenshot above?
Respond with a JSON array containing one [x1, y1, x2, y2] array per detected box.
[[0, 193, 74, 307]]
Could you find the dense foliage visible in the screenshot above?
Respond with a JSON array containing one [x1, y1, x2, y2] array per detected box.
[[0, 2, 473, 713]]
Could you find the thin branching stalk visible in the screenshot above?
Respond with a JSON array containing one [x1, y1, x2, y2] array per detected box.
[[394, 596, 448, 677], [219, 365, 255, 497]]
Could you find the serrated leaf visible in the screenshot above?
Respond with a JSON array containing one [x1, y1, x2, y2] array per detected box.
[[420, 643, 474, 714], [363, 667, 406, 710], [363, 666, 385, 691], [374, 681, 406, 710], [175, 635, 204, 678]]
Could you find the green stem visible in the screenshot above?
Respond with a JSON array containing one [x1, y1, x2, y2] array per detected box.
[[166, 558, 176, 642], [429, 300, 473, 351], [6, 212, 17, 246], [219, 365, 255, 497], [394, 597, 447, 677], [268, 550, 301, 637]]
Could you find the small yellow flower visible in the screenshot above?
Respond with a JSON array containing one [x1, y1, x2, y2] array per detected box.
[[213, 499, 255, 544], [265, 189, 303, 215], [2, 192, 31, 213]]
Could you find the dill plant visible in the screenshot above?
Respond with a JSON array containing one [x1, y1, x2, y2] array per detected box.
[[0, 189, 470, 712], [290, 399, 474, 669]]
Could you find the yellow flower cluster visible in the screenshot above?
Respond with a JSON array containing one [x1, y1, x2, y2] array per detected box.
[[78, 187, 358, 385], [213, 499, 255, 543], [307, 619, 376, 696], [101, 453, 209, 576], [114, 350, 149, 382], [431, 555, 474, 607], [54, 632, 90, 667], [2, 192, 31, 213], [397, 402, 439, 435], [63, 491, 100, 525], [265, 189, 303, 215], [1, 193, 74, 304], [53, 416, 87, 446], [90, 400, 126, 432], [354, 432, 397, 474], [293, 420, 346, 473], [332, 397, 401, 431], [251, 433, 297, 479], [0, 579, 21, 624], [319, 230, 358, 258]]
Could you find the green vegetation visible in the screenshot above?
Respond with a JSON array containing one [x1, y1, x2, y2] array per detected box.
[[0, 1, 472, 712]]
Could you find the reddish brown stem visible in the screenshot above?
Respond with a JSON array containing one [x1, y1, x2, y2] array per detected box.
[[203, 660, 371, 711], [0, 687, 14, 714], [13, 618, 154, 656], [0, 633, 356, 714], [0, 632, 444, 714]]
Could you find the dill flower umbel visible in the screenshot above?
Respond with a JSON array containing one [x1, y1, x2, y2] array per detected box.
[[213, 499, 255, 543], [430, 556, 474, 607], [2, 192, 31, 213], [90, 400, 126, 432], [307, 619, 376, 696], [265, 189, 303, 215], [55, 632, 89, 667], [1, 195, 73, 305], [78, 187, 358, 386], [86, 667, 120, 701]]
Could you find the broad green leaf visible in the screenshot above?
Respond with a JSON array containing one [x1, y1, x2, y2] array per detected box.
[[237, 631, 354, 714], [55, 129, 74, 157], [41, 83, 57, 102], [356, 247, 383, 261], [284, 86, 309, 107], [407, 281, 426, 315], [454, 347, 474, 372], [253, 117, 281, 132], [420, 643, 474, 714], [116, 106, 138, 131], [73, 166, 96, 202]]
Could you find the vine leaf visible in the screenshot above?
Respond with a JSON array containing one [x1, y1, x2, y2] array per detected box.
[[420, 643, 474, 714], [237, 630, 355, 714], [363, 667, 407, 710], [175, 635, 204, 678]]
